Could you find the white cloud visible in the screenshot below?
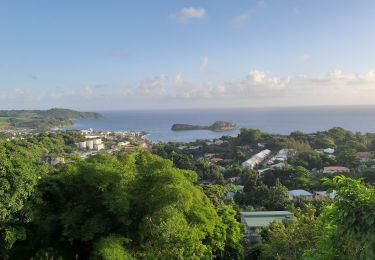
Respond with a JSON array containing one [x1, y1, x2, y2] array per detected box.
[[232, 10, 252, 26], [3, 69, 375, 109], [171, 7, 206, 23], [297, 53, 312, 63], [138, 74, 167, 96], [174, 72, 185, 86], [232, 1, 265, 26], [200, 57, 209, 72]]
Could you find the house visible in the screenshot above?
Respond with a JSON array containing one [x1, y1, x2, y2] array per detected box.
[[117, 141, 130, 147], [267, 149, 296, 164], [40, 156, 65, 165], [288, 189, 313, 201], [315, 148, 335, 154], [323, 148, 335, 154], [270, 162, 286, 169], [241, 211, 293, 242], [323, 166, 350, 174], [210, 157, 223, 164], [258, 168, 271, 175], [236, 185, 245, 193], [94, 143, 105, 151], [242, 149, 271, 169], [227, 176, 241, 183], [315, 191, 336, 200], [214, 139, 224, 146], [357, 152, 371, 162]]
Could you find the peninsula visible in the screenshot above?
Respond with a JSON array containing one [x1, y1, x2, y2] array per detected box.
[[0, 108, 102, 131], [171, 121, 236, 132]]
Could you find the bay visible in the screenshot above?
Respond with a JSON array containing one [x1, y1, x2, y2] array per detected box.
[[68, 105, 375, 142]]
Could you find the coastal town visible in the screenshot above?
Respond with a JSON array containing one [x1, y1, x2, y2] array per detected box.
[[2, 120, 375, 258]]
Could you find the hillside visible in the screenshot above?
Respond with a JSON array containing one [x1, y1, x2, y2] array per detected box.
[[0, 108, 102, 130]]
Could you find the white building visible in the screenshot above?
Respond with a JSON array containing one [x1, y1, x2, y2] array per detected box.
[[315, 191, 336, 200], [242, 149, 271, 169], [93, 138, 102, 145], [94, 143, 105, 151], [86, 140, 94, 150], [77, 141, 86, 149], [323, 166, 350, 174], [288, 189, 313, 201], [268, 149, 296, 164]]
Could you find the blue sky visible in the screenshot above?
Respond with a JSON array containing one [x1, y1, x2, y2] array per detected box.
[[0, 0, 375, 110]]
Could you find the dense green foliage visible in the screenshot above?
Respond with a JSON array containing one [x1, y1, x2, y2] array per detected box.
[[2, 126, 375, 259], [1, 140, 243, 259]]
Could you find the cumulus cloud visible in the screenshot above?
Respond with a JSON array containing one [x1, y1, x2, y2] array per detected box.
[[171, 7, 206, 23], [174, 72, 185, 86], [3, 69, 375, 109], [200, 57, 209, 72], [138, 74, 167, 96], [127, 69, 375, 107]]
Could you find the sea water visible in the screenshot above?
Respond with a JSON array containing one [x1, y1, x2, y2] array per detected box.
[[69, 105, 375, 142]]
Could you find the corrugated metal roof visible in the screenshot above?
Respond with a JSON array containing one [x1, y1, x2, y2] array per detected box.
[[241, 211, 293, 228]]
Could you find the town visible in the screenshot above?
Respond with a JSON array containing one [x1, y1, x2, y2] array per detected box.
[[2, 125, 375, 259]]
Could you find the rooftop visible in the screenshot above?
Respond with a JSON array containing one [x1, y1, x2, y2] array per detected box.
[[241, 211, 293, 228], [289, 189, 313, 196]]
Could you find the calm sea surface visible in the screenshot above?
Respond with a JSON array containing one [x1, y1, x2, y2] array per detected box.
[[68, 106, 375, 142]]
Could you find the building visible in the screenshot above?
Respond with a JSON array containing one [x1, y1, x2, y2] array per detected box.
[[236, 185, 245, 193], [94, 143, 105, 151], [323, 148, 335, 154], [93, 138, 102, 145], [241, 211, 293, 242], [86, 140, 94, 150], [77, 141, 86, 149], [323, 166, 350, 174], [210, 157, 223, 164], [315, 190, 336, 200], [270, 162, 286, 169], [76, 138, 103, 151], [267, 149, 296, 164], [288, 189, 313, 201], [242, 149, 271, 169], [40, 156, 65, 165], [357, 152, 371, 162], [214, 139, 224, 145]]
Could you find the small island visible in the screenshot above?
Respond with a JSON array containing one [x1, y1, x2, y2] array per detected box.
[[0, 108, 102, 131], [171, 121, 236, 132]]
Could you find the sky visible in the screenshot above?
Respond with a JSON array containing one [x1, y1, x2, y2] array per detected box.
[[0, 0, 375, 110]]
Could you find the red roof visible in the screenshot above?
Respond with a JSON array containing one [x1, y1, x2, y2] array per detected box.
[[357, 152, 371, 159], [210, 157, 223, 163]]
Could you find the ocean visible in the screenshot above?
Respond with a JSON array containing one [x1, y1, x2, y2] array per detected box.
[[68, 106, 375, 142]]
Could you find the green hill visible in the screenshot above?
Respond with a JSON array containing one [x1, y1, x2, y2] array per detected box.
[[0, 108, 102, 130]]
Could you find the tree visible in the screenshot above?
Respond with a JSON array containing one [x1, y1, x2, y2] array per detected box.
[[0, 140, 49, 257], [257, 206, 320, 260], [336, 146, 360, 169], [262, 166, 313, 190], [292, 150, 323, 170], [237, 128, 261, 145], [12, 151, 242, 259], [305, 176, 375, 259]]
